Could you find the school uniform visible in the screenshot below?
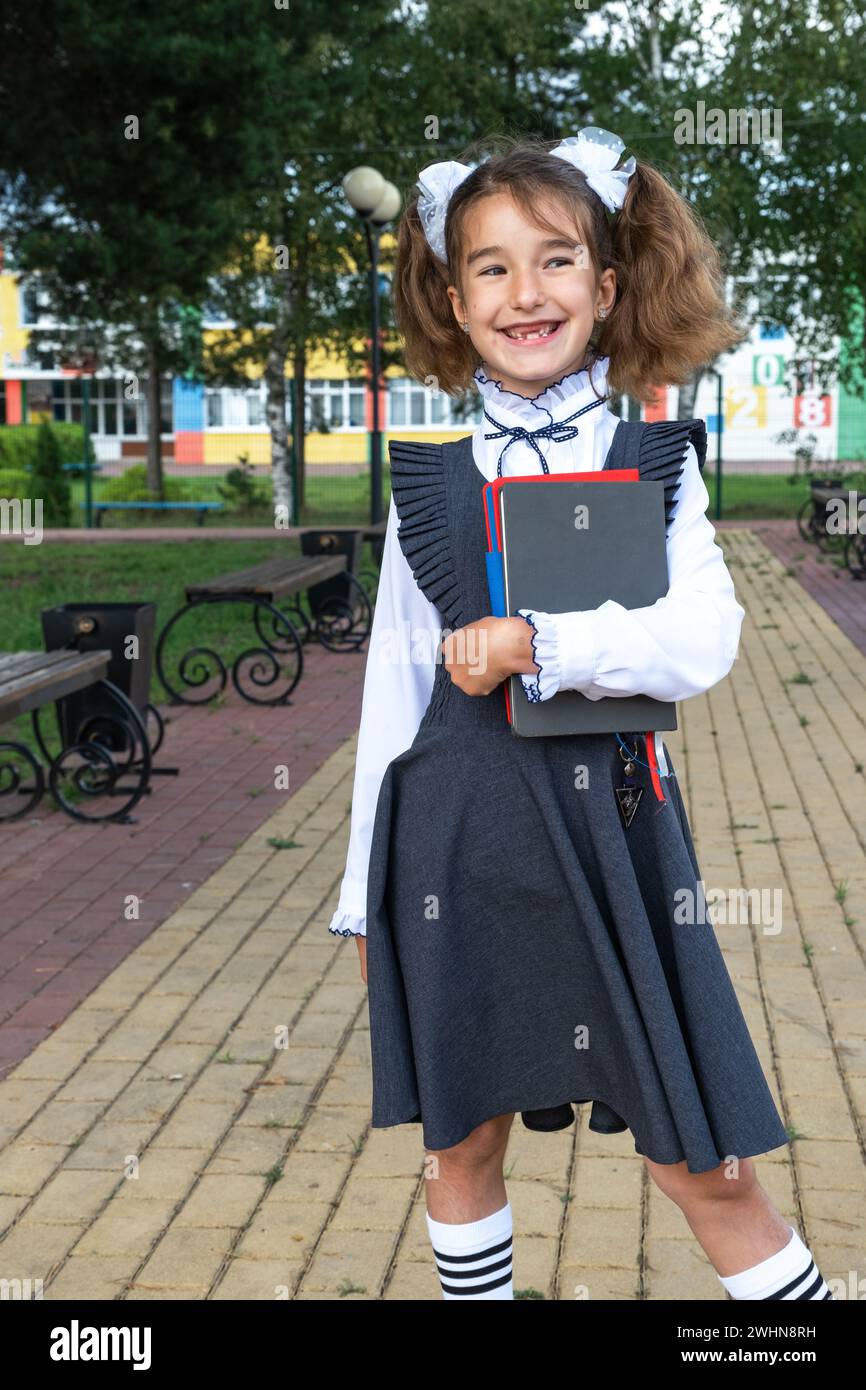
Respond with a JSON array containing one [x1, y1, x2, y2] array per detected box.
[[328, 354, 791, 1175]]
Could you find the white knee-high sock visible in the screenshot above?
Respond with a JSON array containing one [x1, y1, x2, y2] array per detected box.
[[426, 1200, 514, 1299], [718, 1225, 834, 1300]]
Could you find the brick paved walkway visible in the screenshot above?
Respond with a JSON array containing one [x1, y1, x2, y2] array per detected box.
[[0, 527, 864, 1300], [0, 640, 368, 1080]]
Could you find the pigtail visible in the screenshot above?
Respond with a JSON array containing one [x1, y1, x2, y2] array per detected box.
[[602, 162, 747, 403], [392, 195, 480, 397]]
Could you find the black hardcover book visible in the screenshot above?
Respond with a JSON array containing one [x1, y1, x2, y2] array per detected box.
[[498, 478, 677, 736]]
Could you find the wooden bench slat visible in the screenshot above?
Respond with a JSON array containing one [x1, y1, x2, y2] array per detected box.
[[0, 650, 112, 725], [184, 554, 345, 600], [0, 650, 106, 683]]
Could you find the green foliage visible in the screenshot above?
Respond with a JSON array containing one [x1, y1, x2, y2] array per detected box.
[[0, 422, 84, 472], [215, 453, 269, 512], [99, 464, 189, 503], [0, 469, 31, 499], [29, 422, 72, 526], [0, 0, 289, 492]]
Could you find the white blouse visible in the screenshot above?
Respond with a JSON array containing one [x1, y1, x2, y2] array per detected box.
[[327, 355, 745, 937]]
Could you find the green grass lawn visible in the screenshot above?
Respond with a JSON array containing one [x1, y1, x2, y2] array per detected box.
[[58, 464, 864, 525], [67, 467, 391, 527], [704, 473, 810, 520]]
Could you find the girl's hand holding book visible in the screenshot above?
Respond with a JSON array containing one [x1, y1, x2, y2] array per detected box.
[[442, 617, 539, 696]]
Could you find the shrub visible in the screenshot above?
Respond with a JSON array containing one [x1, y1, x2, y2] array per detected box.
[[0, 469, 31, 499], [29, 421, 72, 526], [0, 421, 84, 472], [216, 453, 269, 512], [100, 464, 189, 502]]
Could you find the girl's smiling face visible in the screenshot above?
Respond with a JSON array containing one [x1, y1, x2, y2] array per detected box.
[[447, 191, 616, 397]]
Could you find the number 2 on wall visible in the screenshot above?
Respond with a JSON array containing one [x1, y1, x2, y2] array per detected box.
[[725, 387, 767, 429]]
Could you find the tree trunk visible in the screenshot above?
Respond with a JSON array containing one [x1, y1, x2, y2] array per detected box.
[[293, 340, 307, 514], [145, 342, 163, 495], [265, 339, 293, 526], [677, 369, 705, 420]]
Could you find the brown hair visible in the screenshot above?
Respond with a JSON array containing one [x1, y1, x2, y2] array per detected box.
[[392, 133, 746, 403]]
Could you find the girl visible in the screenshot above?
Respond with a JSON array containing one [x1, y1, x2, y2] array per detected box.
[[328, 128, 835, 1303]]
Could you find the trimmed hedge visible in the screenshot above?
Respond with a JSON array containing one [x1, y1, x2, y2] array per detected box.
[[0, 422, 85, 472], [99, 464, 189, 503], [0, 469, 31, 499]]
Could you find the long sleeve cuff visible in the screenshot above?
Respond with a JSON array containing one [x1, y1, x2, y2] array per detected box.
[[514, 608, 595, 702], [328, 908, 366, 938]]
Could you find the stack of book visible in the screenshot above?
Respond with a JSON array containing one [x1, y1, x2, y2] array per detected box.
[[482, 470, 677, 736]]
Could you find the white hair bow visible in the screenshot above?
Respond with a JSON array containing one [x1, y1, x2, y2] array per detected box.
[[416, 159, 477, 264], [415, 127, 636, 263], [549, 127, 637, 214]]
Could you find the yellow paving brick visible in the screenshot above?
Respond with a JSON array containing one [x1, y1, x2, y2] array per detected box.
[[47, 1254, 138, 1300], [205, 1125, 289, 1175], [172, 1175, 267, 1228], [211, 1258, 303, 1299], [234, 1198, 333, 1259], [75, 1199, 178, 1256], [15, 1170, 118, 1226], [328, 1175, 415, 1232], [0, 1143, 69, 1196], [134, 1227, 235, 1290]]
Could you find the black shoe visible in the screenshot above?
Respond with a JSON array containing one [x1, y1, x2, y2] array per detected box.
[[521, 1104, 575, 1132]]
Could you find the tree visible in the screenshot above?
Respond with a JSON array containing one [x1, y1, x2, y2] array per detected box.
[[0, 0, 285, 493], [571, 0, 866, 411], [30, 421, 71, 527], [202, 0, 414, 523]]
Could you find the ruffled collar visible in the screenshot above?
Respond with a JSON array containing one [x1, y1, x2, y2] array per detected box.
[[471, 354, 613, 476], [473, 354, 610, 425]]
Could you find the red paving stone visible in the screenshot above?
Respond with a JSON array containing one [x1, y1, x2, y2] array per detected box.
[[738, 518, 866, 658], [1, 516, 864, 1082]]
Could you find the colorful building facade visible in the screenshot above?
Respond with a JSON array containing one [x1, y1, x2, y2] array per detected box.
[[2, 256, 864, 471]]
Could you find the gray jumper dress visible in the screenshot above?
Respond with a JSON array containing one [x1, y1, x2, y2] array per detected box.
[[364, 418, 790, 1174]]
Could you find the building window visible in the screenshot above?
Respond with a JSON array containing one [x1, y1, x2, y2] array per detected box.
[[20, 284, 49, 326], [246, 388, 265, 427], [204, 385, 270, 429], [306, 379, 365, 432], [206, 390, 223, 428], [388, 376, 483, 428], [49, 378, 173, 436]]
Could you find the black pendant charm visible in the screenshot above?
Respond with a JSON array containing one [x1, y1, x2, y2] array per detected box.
[[615, 737, 642, 828], [615, 783, 643, 828]]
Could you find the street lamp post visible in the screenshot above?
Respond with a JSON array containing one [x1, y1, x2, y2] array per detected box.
[[342, 167, 401, 526]]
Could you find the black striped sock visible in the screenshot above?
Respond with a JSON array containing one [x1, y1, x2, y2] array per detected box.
[[718, 1225, 835, 1300], [426, 1201, 514, 1300]]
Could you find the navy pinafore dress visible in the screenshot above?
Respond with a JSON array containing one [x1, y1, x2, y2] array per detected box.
[[364, 418, 790, 1174]]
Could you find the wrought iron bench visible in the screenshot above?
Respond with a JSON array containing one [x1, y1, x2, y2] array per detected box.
[[798, 481, 866, 577], [0, 650, 152, 823], [154, 553, 373, 706]]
